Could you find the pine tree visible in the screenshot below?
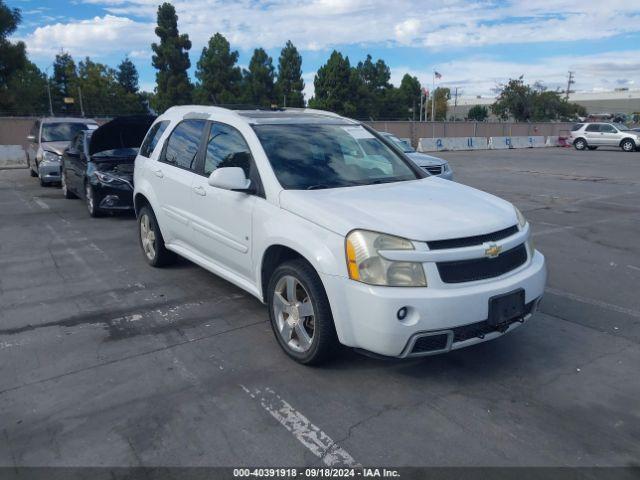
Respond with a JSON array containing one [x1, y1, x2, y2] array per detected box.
[[151, 2, 192, 112], [275, 41, 304, 107], [242, 48, 275, 107], [308, 50, 359, 117], [117, 57, 139, 94], [52, 52, 79, 114], [194, 33, 242, 105], [0, 0, 26, 86]]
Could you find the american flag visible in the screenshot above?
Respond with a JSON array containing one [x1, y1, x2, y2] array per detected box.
[[434, 71, 442, 80]]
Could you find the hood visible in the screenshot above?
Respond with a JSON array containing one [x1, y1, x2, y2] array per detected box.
[[406, 152, 446, 167], [279, 177, 518, 241], [42, 141, 70, 156], [89, 115, 156, 156]]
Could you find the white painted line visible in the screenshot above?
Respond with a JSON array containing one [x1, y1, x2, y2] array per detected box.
[[545, 287, 640, 319], [33, 197, 49, 210], [627, 265, 640, 272], [241, 385, 359, 467]]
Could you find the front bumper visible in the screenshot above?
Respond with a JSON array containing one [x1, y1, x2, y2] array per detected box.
[[92, 181, 134, 211], [38, 161, 61, 183], [322, 250, 546, 358]]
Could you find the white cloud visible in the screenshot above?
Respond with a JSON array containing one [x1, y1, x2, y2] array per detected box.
[[20, 14, 154, 59], [391, 51, 640, 97]]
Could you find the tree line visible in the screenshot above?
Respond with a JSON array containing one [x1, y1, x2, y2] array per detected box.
[[1, 0, 586, 121]]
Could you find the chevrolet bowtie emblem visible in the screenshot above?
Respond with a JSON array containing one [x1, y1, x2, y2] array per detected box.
[[485, 243, 502, 258]]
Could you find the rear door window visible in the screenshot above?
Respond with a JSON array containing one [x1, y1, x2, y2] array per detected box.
[[161, 120, 207, 171], [140, 121, 169, 158], [571, 124, 583, 131]]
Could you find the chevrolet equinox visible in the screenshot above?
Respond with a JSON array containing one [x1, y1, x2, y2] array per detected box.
[[133, 106, 546, 364]]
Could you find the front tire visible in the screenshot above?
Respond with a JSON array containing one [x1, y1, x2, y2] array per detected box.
[[574, 138, 587, 150], [28, 157, 38, 177], [621, 139, 635, 152], [137, 205, 175, 267], [267, 259, 339, 365], [61, 170, 76, 199], [85, 182, 101, 217]]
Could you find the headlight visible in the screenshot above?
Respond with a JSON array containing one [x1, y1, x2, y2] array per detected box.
[[514, 207, 527, 229], [442, 163, 450, 172], [42, 151, 60, 163], [345, 230, 427, 287], [94, 171, 125, 184]]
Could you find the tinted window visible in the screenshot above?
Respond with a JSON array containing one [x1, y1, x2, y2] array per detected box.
[[253, 124, 419, 190], [571, 124, 583, 132], [70, 133, 83, 152], [140, 121, 169, 158], [41, 123, 95, 142], [601, 124, 617, 133], [205, 123, 253, 177], [585, 124, 600, 132], [162, 120, 206, 171]]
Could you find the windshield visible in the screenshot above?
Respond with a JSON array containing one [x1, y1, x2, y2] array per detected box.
[[253, 124, 420, 190], [613, 123, 630, 131], [384, 134, 415, 153], [42, 122, 96, 142]]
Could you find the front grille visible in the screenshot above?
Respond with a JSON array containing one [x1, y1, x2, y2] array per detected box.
[[452, 300, 535, 342], [423, 165, 442, 175], [437, 244, 527, 283], [428, 225, 519, 250], [411, 333, 449, 354]]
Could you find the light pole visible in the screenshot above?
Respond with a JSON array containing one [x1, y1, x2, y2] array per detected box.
[[45, 64, 54, 116]]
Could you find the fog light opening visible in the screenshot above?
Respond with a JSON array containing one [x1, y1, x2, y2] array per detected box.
[[397, 307, 408, 320]]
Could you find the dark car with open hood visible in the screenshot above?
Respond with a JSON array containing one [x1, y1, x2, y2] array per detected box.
[[61, 115, 156, 217]]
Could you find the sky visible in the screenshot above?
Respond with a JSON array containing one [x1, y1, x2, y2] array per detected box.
[[9, 0, 640, 101]]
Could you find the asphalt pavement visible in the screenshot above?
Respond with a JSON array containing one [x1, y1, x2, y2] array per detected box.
[[0, 146, 639, 467]]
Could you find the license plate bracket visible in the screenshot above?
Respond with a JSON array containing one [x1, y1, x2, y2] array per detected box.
[[488, 289, 525, 327]]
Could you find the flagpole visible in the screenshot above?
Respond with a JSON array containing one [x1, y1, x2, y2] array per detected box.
[[432, 71, 436, 137]]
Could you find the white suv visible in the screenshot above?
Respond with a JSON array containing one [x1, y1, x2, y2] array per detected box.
[[133, 106, 546, 364], [570, 122, 640, 152]]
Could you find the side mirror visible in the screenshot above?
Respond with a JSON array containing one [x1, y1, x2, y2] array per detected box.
[[27, 135, 36, 142], [208, 167, 253, 192]]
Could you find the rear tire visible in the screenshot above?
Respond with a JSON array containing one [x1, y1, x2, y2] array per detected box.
[[621, 139, 635, 152], [587, 146, 598, 150], [137, 205, 175, 267], [574, 138, 587, 150], [267, 259, 339, 365]]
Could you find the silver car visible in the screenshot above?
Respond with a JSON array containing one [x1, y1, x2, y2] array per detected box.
[[570, 122, 640, 152], [27, 117, 98, 186], [379, 132, 453, 180]]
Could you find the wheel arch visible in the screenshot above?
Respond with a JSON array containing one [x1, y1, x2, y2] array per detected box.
[[259, 244, 317, 303], [619, 137, 636, 148]]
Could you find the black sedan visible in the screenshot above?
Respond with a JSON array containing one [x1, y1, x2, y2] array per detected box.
[[61, 116, 155, 217]]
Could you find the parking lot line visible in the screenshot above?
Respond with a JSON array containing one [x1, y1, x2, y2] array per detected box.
[[32, 197, 49, 210], [241, 385, 359, 467], [545, 287, 640, 319]]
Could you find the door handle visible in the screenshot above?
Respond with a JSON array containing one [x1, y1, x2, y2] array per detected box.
[[153, 169, 164, 178], [193, 186, 206, 196]]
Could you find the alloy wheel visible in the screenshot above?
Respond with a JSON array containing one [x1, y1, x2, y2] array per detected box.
[[140, 213, 156, 261], [272, 275, 315, 353], [622, 140, 634, 152]]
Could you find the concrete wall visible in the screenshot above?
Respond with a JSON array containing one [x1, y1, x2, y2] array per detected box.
[[366, 120, 573, 147]]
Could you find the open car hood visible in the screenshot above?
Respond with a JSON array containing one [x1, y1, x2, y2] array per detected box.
[[89, 115, 156, 156]]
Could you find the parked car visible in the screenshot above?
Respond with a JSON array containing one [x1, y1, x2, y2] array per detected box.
[[27, 117, 98, 185], [379, 131, 453, 180], [570, 122, 640, 152], [133, 106, 546, 365], [61, 116, 155, 217]]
